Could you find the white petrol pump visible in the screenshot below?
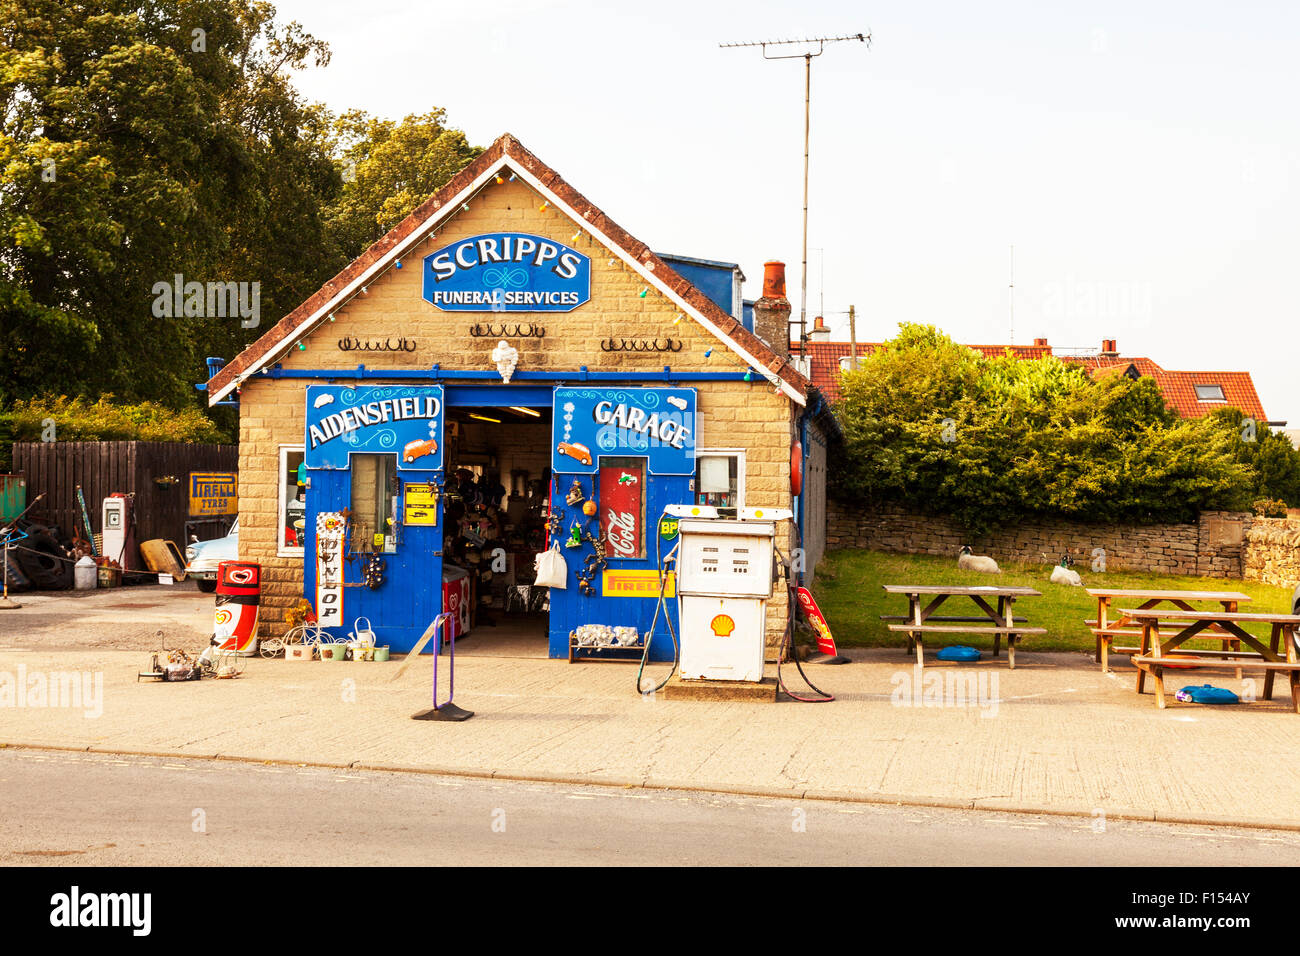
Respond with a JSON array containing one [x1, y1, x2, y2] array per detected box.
[[666, 504, 793, 683]]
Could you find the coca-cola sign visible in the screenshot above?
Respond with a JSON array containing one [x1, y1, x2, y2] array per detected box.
[[599, 462, 644, 559]]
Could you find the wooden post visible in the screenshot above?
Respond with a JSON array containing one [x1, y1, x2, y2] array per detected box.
[[848, 304, 858, 370]]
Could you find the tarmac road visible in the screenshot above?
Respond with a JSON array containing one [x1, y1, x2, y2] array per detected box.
[[3, 749, 1298, 867]]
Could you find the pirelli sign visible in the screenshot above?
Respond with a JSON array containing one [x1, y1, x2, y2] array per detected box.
[[189, 472, 238, 517]]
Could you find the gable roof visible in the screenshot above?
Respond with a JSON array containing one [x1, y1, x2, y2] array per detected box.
[[206, 133, 807, 405]]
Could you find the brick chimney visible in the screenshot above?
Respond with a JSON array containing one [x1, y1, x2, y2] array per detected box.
[[808, 315, 830, 342], [1101, 338, 1118, 356], [1033, 337, 1048, 347], [752, 261, 791, 357]]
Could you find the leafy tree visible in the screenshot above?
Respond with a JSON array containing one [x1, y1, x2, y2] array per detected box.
[[831, 324, 1257, 531], [1206, 407, 1300, 506], [0, 1, 340, 406], [325, 108, 482, 262]]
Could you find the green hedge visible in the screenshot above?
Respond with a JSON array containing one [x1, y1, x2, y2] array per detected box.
[[0, 395, 231, 470], [829, 325, 1285, 533]]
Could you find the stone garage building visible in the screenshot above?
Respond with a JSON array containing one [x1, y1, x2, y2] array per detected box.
[[204, 133, 831, 658]]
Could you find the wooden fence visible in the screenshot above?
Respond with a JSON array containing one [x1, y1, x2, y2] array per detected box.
[[11, 441, 238, 548]]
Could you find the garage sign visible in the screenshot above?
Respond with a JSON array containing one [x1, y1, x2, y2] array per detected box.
[[552, 387, 696, 475]]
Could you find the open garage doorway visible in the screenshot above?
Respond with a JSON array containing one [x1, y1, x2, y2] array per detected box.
[[441, 399, 552, 658]]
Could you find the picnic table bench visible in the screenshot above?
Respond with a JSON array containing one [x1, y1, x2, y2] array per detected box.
[[1123, 608, 1300, 712], [1085, 588, 1251, 673], [881, 585, 1045, 669]]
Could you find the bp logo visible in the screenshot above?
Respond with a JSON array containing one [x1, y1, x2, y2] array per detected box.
[[658, 516, 679, 541]]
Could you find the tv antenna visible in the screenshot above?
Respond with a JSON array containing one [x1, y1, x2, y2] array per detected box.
[[1009, 244, 1015, 345], [721, 32, 870, 359]]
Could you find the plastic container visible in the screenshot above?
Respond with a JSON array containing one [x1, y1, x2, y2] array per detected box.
[[74, 556, 97, 591]]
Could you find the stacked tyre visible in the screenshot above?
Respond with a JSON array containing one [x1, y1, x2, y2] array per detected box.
[[13, 525, 73, 591]]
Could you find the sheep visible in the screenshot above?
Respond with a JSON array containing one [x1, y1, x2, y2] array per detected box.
[[957, 545, 1001, 574], [1050, 554, 1083, 586]]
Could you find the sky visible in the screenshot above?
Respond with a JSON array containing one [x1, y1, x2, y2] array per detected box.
[[271, 0, 1298, 425]]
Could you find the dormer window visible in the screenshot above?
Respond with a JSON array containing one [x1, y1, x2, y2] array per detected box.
[[1194, 384, 1226, 402]]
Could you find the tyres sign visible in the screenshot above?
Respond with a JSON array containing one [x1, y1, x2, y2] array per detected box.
[[189, 473, 237, 517]]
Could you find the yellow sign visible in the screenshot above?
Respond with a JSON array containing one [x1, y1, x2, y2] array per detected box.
[[189, 473, 238, 517], [601, 569, 675, 598], [403, 483, 438, 526]]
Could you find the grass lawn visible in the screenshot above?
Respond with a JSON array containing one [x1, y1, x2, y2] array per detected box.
[[813, 549, 1297, 654]]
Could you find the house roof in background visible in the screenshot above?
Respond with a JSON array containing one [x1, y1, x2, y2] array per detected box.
[[799, 336, 1270, 420], [1067, 355, 1269, 420], [795, 339, 1054, 402]]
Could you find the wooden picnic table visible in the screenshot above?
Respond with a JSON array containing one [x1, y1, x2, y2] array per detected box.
[[1085, 588, 1252, 673], [1123, 608, 1300, 713], [881, 585, 1045, 669]]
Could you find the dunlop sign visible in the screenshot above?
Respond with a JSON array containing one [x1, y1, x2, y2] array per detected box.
[[189, 473, 238, 517]]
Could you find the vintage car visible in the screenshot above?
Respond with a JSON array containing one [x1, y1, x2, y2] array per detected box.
[[184, 519, 238, 593]]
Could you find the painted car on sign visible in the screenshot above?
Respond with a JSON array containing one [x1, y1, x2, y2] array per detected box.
[[556, 441, 592, 466], [402, 438, 439, 463]]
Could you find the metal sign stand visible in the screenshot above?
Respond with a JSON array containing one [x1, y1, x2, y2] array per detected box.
[[1, 493, 45, 610], [411, 612, 473, 722], [0, 532, 20, 610]]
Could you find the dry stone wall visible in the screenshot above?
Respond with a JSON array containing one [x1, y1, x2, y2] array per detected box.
[[826, 501, 1255, 578], [1244, 517, 1300, 590]]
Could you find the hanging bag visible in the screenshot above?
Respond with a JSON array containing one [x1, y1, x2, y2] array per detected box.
[[534, 542, 568, 589]]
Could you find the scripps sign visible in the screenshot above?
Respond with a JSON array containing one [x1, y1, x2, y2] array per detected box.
[[422, 232, 591, 312]]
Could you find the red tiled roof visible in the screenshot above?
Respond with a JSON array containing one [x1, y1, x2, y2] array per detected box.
[[208, 133, 808, 404], [796, 340, 1053, 403], [1064, 355, 1268, 419], [800, 338, 1268, 420]]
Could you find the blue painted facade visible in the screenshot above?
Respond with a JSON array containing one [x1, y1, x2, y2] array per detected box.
[[656, 252, 744, 323], [298, 381, 687, 660]]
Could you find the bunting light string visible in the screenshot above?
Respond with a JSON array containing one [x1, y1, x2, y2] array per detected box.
[[692, 334, 785, 392], [306, 165, 516, 331]]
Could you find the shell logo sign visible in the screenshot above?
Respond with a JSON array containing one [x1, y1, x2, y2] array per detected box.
[[710, 614, 735, 637]]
